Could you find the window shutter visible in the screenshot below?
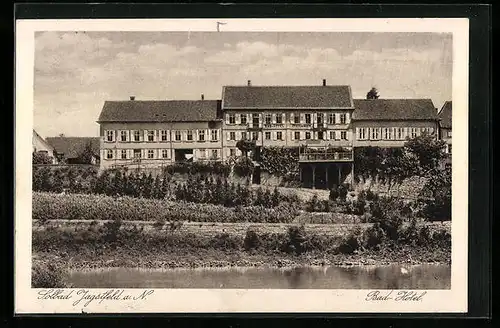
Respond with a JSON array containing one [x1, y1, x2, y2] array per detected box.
[[226, 114, 230, 125], [323, 113, 327, 126], [326, 130, 330, 140], [272, 114, 276, 124], [345, 113, 350, 124], [206, 129, 209, 139], [300, 114, 304, 124], [226, 132, 230, 141], [258, 114, 263, 128], [235, 114, 240, 125], [290, 113, 294, 123], [290, 131, 294, 141]]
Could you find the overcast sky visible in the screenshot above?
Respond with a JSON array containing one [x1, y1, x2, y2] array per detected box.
[[34, 31, 452, 137]]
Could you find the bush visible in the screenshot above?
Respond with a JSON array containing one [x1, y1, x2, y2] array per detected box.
[[32, 260, 70, 288], [233, 157, 254, 177], [244, 228, 261, 250], [33, 192, 299, 223], [283, 225, 308, 255]]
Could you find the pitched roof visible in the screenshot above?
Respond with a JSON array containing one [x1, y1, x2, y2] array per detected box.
[[222, 85, 354, 109], [352, 99, 438, 121], [97, 100, 221, 123], [438, 101, 452, 128], [46, 137, 100, 159]]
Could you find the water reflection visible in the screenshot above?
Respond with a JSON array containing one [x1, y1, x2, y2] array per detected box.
[[68, 264, 451, 289]]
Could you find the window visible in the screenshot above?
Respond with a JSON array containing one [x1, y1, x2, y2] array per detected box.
[[448, 130, 452, 138], [229, 132, 236, 140], [252, 114, 260, 125], [448, 144, 452, 154], [199, 149, 206, 158], [340, 114, 346, 124], [317, 113, 324, 124], [161, 149, 169, 159], [371, 128, 380, 140], [106, 130, 114, 142], [106, 149, 113, 159], [276, 131, 283, 140], [121, 149, 127, 159], [341, 131, 347, 140], [211, 150, 218, 159], [160, 130, 168, 141], [241, 131, 247, 140], [252, 132, 258, 140], [384, 128, 390, 140], [240, 114, 247, 125], [147, 150, 154, 159], [265, 114, 272, 125], [397, 128, 404, 140], [175, 131, 182, 141], [358, 128, 366, 140], [318, 131, 324, 140], [305, 114, 312, 124], [147, 130, 155, 142], [294, 114, 300, 124], [198, 130, 205, 141], [133, 130, 140, 142], [228, 114, 236, 124], [294, 131, 300, 140], [330, 131, 336, 140], [305, 131, 311, 139], [276, 114, 283, 124], [211, 130, 218, 141], [265, 132, 271, 140], [134, 149, 141, 158], [120, 131, 127, 142], [328, 114, 336, 125], [230, 148, 236, 157], [187, 130, 193, 141], [411, 128, 418, 138], [387, 128, 392, 140]]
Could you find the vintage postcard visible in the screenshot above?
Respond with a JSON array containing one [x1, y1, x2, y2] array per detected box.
[[16, 18, 468, 313]]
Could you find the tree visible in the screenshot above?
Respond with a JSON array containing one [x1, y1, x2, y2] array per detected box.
[[33, 152, 53, 164], [404, 132, 446, 175], [366, 87, 380, 100], [236, 139, 255, 158], [76, 141, 95, 164]]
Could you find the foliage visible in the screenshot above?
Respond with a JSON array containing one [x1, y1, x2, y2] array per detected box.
[[283, 224, 308, 255], [75, 141, 96, 164], [260, 147, 300, 177], [33, 192, 299, 223], [404, 132, 447, 174], [418, 166, 451, 221], [32, 260, 70, 288], [366, 87, 380, 99], [244, 227, 261, 250], [233, 156, 254, 178], [33, 152, 54, 164], [236, 139, 256, 157], [164, 162, 231, 177]]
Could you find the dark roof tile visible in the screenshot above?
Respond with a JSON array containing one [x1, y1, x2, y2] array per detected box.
[[222, 86, 353, 109], [98, 100, 220, 123], [352, 99, 438, 121]]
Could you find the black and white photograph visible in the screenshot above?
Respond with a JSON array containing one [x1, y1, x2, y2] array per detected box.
[[16, 18, 469, 313]]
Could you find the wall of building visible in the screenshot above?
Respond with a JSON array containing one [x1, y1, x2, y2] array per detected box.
[[223, 110, 354, 149], [440, 127, 452, 154], [352, 120, 439, 147], [99, 121, 223, 169], [32, 134, 56, 163]]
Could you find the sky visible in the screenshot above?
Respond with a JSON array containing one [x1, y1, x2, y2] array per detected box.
[[34, 31, 452, 138]]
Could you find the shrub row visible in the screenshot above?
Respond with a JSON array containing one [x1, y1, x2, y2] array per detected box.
[[33, 192, 300, 223]]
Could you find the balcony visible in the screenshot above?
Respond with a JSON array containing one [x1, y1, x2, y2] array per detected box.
[[299, 149, 353, 163]]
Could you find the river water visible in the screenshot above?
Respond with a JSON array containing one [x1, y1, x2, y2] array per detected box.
[[68, 264, 450, 289]]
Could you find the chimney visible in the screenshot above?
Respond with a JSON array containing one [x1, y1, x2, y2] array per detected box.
[[201, 94, 204, 100], [247, 80, 252, 86], [322, 79, 326, 86], [130, 96, 135, 101]]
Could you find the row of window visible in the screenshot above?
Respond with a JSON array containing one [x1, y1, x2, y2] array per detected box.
[[104, 148, 221, 160], [356, 127, 435, 141], [105, 129, 219, 143], [227, 130, 348, 141], [226, 113, 348, 125]]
